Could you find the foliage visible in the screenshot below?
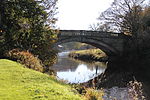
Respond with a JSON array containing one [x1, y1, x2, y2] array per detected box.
[[91, 0, 150, 56], [72, 84, 104, 100], [83, 88, 104, 100], [0, 59, 82, 100], [127, 80, 145, 99], [89, 23, 112, 32], [59, 42, 95, 51], [5, 49, 44, 72], [41, 0, 58, 28], [93, 0, 150, 35], [0, 0, 58, 67], [69, 49, 107, 61]]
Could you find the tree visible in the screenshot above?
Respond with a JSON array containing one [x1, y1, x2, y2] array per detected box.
[[0, 0, 57, 49], [0, 0, 58, 67], [89, 22, 113, 32], [94, 0, 150, 55], [142, 6, 150, 29], [41, 0, 58, 28], [98, 0, 146, 36]]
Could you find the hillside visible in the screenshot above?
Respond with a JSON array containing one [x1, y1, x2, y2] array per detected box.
[[0, 59, 82, 100]]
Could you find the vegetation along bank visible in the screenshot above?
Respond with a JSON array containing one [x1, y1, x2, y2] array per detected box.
[[69, 49, 108, 62]]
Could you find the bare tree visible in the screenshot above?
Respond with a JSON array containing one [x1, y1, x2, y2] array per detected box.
[[89, 22, 114, 32], [98, 0, 146, 36]]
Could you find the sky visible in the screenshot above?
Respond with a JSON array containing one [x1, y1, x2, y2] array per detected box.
[[56, 0, 114, 30]]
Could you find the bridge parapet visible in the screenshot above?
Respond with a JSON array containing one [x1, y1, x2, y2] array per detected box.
[[58, 30, 124, 38]]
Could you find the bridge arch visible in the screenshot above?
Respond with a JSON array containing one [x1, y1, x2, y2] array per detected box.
[[55, 37, 118, 56]]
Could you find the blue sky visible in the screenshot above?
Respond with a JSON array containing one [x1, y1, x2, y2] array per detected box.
[[56, 0, 114, 30]]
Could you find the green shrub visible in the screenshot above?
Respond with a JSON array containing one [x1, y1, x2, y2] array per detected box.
[[6, 49, 44, 72]]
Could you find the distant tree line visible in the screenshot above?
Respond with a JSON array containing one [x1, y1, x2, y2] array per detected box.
[[0, 0, 58, 67]]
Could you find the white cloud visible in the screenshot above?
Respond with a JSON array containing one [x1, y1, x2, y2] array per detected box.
[[56, 0, 114, 30]]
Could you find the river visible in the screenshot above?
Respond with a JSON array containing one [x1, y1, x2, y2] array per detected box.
[[51, 51, 106, 83], [50, 51, 146, 99]]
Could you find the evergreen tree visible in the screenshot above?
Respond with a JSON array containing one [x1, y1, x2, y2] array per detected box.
[[0, 0, 58, 67]]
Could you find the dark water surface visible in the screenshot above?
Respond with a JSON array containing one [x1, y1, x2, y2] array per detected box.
[[51, 51, 106, 83]]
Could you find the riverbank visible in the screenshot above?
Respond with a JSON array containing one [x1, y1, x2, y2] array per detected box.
[[80, 55, 150, 99], [69, 49, 108, 62], [67, 48, 149, 99], [0, 59, 82, 100]]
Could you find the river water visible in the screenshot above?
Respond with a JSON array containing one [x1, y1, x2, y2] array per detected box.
[[51, 51, 106, 83], [50, 51, 145, 100]]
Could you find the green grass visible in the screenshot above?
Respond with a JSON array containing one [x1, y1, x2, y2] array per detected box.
[[0, 59, 82, 100], [71, 49, 106, 57], [69, 49, 107, 60]]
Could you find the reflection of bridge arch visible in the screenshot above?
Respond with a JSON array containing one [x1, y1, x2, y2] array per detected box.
[[54, 30, 126, 56]]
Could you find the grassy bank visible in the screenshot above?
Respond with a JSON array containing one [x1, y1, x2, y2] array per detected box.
[[0, 59, 82, 100], [69, 49, 107, 62]]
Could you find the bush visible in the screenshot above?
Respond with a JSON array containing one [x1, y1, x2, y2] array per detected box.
[[5, 49, 44, 72], [127, 80, 145, 100], [83, 88, 104, 100]]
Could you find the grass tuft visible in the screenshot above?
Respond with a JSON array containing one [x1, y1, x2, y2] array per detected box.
[[83, 88, 104, 100]]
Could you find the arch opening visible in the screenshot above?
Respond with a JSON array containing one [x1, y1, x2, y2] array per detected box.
[[54, 37, 118, 56]]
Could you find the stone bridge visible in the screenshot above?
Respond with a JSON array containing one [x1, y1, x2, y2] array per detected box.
[[55, 30, 127, 56]]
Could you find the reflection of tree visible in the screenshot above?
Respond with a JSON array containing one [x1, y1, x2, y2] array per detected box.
[[51, 58, 79, 72], [51, 57, 107, 72], [70, 58, 107, 69], [96, 66, 98, 75]]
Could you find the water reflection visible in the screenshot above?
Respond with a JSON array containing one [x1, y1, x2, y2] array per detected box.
[[57, 64, 105, 83], [51, 52, 106, 83]]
